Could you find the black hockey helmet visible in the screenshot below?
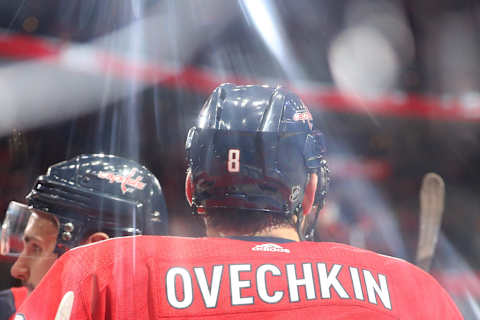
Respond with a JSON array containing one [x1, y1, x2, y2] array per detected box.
[[1, 154, 168, 255], [186, 83, 328, 238]]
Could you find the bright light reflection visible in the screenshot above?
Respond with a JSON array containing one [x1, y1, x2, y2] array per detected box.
[[241, 0, 305, 80], [329, 26, 399, 98]]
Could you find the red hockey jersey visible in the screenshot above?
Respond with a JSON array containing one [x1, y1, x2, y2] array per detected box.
[[16, 236, 462, 319]]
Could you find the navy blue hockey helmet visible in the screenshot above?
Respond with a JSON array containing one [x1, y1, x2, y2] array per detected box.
[[1, 154, 168, 255], [186, 83, 329, 223]]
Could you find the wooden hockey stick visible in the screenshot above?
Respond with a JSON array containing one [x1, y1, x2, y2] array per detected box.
[[415, 172, 445, 272]]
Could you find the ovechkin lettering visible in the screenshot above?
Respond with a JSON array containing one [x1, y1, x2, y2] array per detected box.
[[165, 262, 392, 311]]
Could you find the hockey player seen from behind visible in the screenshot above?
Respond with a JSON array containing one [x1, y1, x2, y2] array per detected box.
[[16, 84, 462, 319], [1, 154, 168, 320]]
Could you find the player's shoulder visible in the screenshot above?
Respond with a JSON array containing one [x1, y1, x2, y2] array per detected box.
[[49, 236, 174, 283], [297, 241, 434, 277], [302, 241, 407, 263], [63, 235, 192, 262], [67, 235, 167, 254]]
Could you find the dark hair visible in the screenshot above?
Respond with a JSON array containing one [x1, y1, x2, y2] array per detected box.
[[204, 208, 295, 236]]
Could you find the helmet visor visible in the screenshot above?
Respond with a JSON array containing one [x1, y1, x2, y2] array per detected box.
[[1, 201, 32, 257], [1, 201, 59, 257]]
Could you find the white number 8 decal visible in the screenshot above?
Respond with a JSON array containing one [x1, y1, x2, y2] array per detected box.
[[227, 149, 240, 172]]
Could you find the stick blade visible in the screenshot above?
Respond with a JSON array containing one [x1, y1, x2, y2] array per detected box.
[[416, 172, 445, 271]]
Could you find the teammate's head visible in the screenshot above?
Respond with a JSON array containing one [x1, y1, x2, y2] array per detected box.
[[1, 154, 168, 290], [185, 83, 329, 240]]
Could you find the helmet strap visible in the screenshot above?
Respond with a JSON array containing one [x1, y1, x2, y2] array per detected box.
[[53, 217, 84, 256], [192, 202, 198, 215], [294, 203, 306, 241], [303, 205, 321, 241]]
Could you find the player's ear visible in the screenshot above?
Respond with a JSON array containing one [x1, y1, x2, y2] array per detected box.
[[185, 168, 193, 207], [185, 169, 206, 214], [302, 172, 318, 216], [85, 232, 109, 244]]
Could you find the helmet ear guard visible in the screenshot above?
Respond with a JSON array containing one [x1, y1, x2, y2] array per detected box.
[[185, 127, 201, 214], [315, 159, 330, 208], [184, 167, 206, 215], [303, 130, 329, 209], [298, 130, 329, 241], [184, 126, 198, 207]]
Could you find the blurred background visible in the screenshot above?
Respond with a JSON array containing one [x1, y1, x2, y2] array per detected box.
[[0, 0, 479, 317]]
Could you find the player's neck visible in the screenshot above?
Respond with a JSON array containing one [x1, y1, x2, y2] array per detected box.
[[253, 226, 300, 241], [207, 226, 300, 242]]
